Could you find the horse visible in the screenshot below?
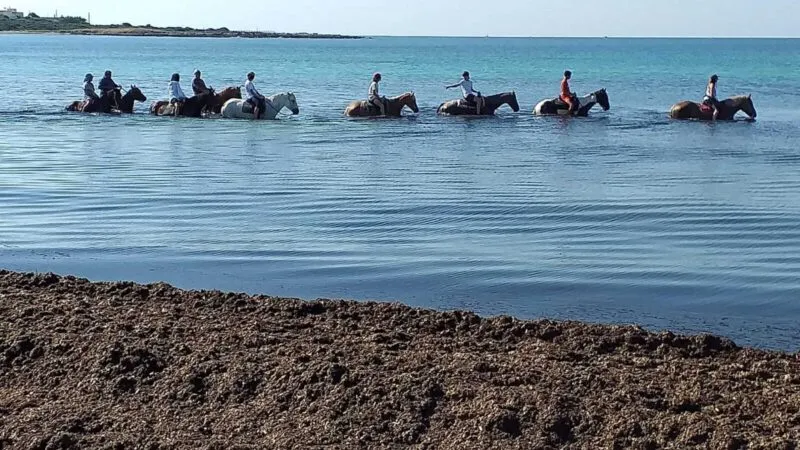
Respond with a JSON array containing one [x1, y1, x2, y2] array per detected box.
[[66, 85, 147, 114], [670, 95, 757, 121], [533, 89, 610, 117], [344, 92, 419, 117], [209, 86, 241, 114], [437, 92, 520, 116], [150, 92, 216, 118], [221, 92, 300, 120]]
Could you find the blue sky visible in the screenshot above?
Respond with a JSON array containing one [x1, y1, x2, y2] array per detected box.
[[17, 0, 800, 37]]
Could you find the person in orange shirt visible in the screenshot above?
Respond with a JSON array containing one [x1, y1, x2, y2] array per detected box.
[[560, 70, 577, 114]]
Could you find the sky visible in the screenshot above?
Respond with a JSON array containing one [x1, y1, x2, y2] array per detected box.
[[14, 0, 800, 37]]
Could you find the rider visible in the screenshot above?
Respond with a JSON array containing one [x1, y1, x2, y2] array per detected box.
[[446, 71, 483, 115], [83, 73, 100, 104], [192, 69, 211, 95], [368, 73, 386, 116], [98, 70, 120, 108], [245, 72, 267, 120], [560, 70, 577, 115], [703, 74, 721, 120], [169, 73, 188, 116]]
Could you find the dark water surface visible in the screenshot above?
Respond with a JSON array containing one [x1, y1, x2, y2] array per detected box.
[[1, 36, 799, 350]]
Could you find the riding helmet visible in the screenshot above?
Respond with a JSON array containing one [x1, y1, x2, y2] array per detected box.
[[171, 73, 180, 82]]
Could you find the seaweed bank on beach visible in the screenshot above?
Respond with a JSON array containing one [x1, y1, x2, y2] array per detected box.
[[0, 270, 798, 448]]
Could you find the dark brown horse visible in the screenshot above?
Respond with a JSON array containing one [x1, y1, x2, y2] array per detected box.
[[670, 95, 757, 121], [150, 93, 216, 118], [66, 86, 147, 114], [209, 86, 241, 114], [344, 92, 420, 117], [437, 92, 520, 116]]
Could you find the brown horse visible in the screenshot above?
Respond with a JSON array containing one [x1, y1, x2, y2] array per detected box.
[[437, 92, 520, 116], [66, 86, 147, 114], [150, 92, 216, 118], [345, 92, 420, 117], [209, 86, 241, 114], [670, 95, 757, 121]]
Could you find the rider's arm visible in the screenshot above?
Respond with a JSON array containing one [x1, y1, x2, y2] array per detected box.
[[445, 80, 462, 89]]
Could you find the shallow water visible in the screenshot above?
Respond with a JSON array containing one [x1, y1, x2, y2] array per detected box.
[[1, 35, 799, 350]]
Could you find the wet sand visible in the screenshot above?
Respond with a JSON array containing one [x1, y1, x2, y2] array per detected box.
[[0, 270, 798, 448]]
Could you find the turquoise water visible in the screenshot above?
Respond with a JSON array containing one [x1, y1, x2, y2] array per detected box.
[[1, 35, 800, 350]]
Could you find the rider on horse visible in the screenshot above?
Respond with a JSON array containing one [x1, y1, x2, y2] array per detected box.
[[192, 69, 211, 95], [561, 70, 578, 115], [83, 73, 100, 108], [98, 70, 121, 109], [446, 71, 483, 115], [703, 74, 721, 120], [169, 73, 188, 117], [245, 72, 267, 120], [369, 73, 386, 116]]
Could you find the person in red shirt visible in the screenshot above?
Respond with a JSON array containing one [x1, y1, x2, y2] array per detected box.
[[560, 70, 577, 114]]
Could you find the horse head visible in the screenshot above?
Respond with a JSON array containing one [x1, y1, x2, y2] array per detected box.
[[126, 85, 147, 103], [403, 92, 420, 113], [595, 88, 610, 111], [508, 91, 520, 112], [286, 92, 300, 115], [741, 94, 757, 119]]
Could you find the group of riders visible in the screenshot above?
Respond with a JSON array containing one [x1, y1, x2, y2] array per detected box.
[[80, 68, 726, 119], [82, 69, 271, 119], [368, 70, 725, 119]]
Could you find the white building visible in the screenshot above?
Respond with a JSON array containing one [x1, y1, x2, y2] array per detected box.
[[0, 7, 24, 19]]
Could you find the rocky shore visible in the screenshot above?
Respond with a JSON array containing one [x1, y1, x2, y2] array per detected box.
[[0, 270, 798, 448]]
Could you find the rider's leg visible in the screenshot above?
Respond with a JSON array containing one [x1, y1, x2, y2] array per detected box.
[[562, 96, 575, 115], [477, 94, 484, 115]]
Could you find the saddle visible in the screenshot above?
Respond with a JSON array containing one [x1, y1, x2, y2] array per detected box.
[[699, 103, 713, 113], [364, 99, 386, 115]]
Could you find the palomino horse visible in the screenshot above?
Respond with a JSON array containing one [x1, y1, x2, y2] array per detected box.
[[66, 85, 147, 114], [345, 92, 420, 117], [437, 92, 520, 116], [670, 95, 757, 121], [221, 93, 300, 120], [209, 86, 241, 114], [534, 88, 610, 117], [150, 93, 216, 118]]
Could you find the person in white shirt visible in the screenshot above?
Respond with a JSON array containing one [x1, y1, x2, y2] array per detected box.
[[168, 73, 188, 116], [244, 72, 266, 120], [446, 71, 484, 115], [83, 73, 99, 101], [368, 72, 386, 116], [702, 74, 720, 121]]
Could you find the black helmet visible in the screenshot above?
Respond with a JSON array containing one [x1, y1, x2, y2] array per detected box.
[[104, 70, 112, 77], [247, 72, 255, 80], [171, 73, 180, 82], [710, 74, 719, 82], [373, 72, 381, 81], [462, 71, 470, 78], [564, 70, 572, 78]]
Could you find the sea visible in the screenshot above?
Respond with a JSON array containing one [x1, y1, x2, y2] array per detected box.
[[1, 35, 799, 350]]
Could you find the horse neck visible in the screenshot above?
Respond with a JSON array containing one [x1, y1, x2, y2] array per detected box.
[[485, 92, 515, 109], [579, 93, 596, 107], [269, 94, 287, 109], [119, 91, 134, 110], [726, 96, 749, 112]]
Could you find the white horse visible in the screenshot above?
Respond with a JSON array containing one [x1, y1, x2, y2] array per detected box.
[[533, 88, 610, 117], [221, 92, 300, 120]]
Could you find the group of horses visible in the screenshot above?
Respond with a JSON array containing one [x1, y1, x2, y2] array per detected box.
[[66, 84, 758, 122], [66, 86, 300, 120]]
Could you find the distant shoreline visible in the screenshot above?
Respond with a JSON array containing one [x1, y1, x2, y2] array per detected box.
[[0, 15, 362, 39], [1, 28, 363, 39]]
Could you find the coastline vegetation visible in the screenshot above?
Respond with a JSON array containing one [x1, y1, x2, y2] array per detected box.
[[0, 13, 361, 39]]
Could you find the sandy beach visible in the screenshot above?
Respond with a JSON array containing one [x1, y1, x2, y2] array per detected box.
[[0, 269, 798, 448]]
